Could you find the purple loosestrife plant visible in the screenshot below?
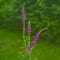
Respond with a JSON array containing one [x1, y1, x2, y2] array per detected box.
[[21, 4, 31, 60], [21, 3, 26, 46], [21, 5, 25, 32], [21, 3, 48, 60]]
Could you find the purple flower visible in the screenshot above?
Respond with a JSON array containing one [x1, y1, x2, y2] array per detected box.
[[28, 21, 31, 35]]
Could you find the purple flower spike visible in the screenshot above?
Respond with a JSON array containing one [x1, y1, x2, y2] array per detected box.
[[21, 7, 25, 16], [31, 27, 48, 48], [21, 4, 26, 32], [28, 21, 31, 35]]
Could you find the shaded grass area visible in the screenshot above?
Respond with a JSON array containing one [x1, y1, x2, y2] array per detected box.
[[0, 29, 21, 60], [0, 29, 60, 60]]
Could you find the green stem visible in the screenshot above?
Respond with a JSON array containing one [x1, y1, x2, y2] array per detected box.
[[23, 31, 26, 46]]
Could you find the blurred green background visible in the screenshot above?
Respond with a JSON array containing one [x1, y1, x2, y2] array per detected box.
[[0, 0, 60, 60]]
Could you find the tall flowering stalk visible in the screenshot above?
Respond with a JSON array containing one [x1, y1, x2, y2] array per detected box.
[[21, 3, 26, 46], [31, 28, 48, 49], [27, 21, 31, 48], [21, 3, 48, 60], [25, 21, 31, 60]]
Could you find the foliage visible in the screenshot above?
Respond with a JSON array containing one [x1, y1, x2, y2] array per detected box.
[[0, 0, 60, 43]]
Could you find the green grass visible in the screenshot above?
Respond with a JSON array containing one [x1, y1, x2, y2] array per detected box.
[[0, 29, 21, 60], [0, 29, 60, 60], [32, 42, 60, 60]]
